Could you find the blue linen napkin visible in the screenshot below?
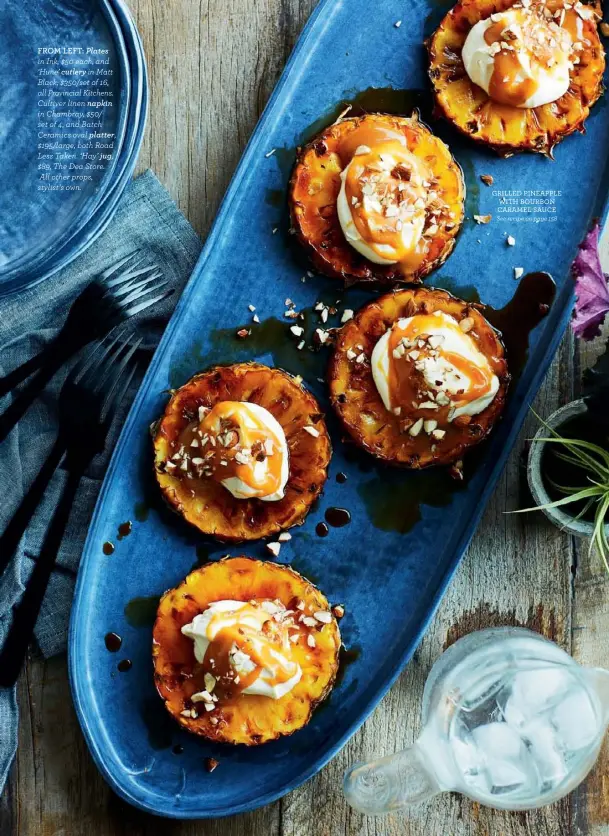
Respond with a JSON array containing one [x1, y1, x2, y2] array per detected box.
[[0, 170, 202, 791]]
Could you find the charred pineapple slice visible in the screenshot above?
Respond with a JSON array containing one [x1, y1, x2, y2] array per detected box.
[[428, 0, 605, 156], [289, 112, 465, 286], [328, 287, 509, 468], [153, 363, 331, 542], [153, 557, 342, 745]]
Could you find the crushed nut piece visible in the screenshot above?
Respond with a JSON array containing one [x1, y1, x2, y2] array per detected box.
[[473, 214, 492, 224], [409, 418, 424, 437], [266, 541, 281, 557], [480, 174, 494, 186]]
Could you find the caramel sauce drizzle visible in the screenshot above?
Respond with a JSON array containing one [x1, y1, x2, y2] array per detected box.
[[386, 314, 496, 422], [203, 604, 297, 698], [336, 123, 443, 274], [177, 402, 285, 497], [482, 7, 572, 108]]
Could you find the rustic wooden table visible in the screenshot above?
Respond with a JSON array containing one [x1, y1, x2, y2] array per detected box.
[[2, 1, 609, 833]]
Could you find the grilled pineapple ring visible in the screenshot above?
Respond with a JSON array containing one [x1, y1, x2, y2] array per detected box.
[[153, 557, 342, 745], [428, 0, 605, 156], [328, 288, 509, 468], [289, 112, 465, 286], [153, 363, 331, 542]]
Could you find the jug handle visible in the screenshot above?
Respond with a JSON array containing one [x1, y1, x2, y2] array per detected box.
[[343, 742, 443, 815]]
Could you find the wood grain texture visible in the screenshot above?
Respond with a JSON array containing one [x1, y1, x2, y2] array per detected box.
[[2, 0, 609, 833]]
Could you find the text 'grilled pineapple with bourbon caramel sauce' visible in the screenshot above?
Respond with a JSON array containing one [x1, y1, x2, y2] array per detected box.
[[153, 363, 331, 542], [289, 113, 465, 286], [329, 288, 509, 469], [153, 557, 341, 745], [428, 0, 605, 156]]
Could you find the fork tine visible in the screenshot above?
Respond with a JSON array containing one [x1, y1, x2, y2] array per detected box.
[[120, 287, 175, 319], [104, 265, 162, 295], [98, 337, 143, 420], [88, 334, 136, 396], [115, 275, 167, 307], [100, 344, 141, 423], [102, 257, 149, 289], [68, 331, 123, 387], [99, 251, 141, 282], [109, 270, 164, 301]]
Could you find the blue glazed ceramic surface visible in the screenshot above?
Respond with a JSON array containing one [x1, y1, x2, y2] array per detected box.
[[0, 0, 146, 296], [37, 0, 148, 279], [69, 0, 609, 820]]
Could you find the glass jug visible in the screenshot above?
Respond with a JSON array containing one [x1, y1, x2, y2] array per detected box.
[[344, 627, 609, 815]]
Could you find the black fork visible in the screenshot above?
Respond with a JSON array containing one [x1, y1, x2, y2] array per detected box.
[[0, 334, 140, 688], [0, 251, 170, 443]]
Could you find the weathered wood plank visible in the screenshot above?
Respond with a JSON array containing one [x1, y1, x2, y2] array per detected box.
[[569, 233, 609, 836]]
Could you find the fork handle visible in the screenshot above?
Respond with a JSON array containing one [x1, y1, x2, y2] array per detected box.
[[0, 326, 88, 398], [0, 336, 86, 445], [0, 436, 66, 581], [0, 465, 82, 688]]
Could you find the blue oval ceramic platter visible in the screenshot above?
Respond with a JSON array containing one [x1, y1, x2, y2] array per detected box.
[[69, 0, 609, 819]]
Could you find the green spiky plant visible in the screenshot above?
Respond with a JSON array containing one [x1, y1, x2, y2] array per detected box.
[[513, 411, 609, 575]]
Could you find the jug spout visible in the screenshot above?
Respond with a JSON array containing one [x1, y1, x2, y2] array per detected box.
[[343, 742, 442, 815]]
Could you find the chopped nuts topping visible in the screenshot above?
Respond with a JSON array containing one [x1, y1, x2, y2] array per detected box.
[[303, 425, 320, 438], [409, 418, 424, 437], [266, 541, 281, 558]]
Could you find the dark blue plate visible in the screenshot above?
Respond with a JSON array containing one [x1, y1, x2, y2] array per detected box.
[[0, 0, 129, 293], [69, 0, 609, 819], [37, 0, 148, 280]]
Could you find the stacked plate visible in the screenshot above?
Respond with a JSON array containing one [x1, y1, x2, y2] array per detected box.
[[0, 0, 147, 297]]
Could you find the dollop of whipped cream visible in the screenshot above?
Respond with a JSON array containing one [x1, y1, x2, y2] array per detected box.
[[371, 311, 499, 431], [337, 142, 431, 265], [182, 600, 302, 700], [192, 401, 289, 501], [462, 4, 574, 108]]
